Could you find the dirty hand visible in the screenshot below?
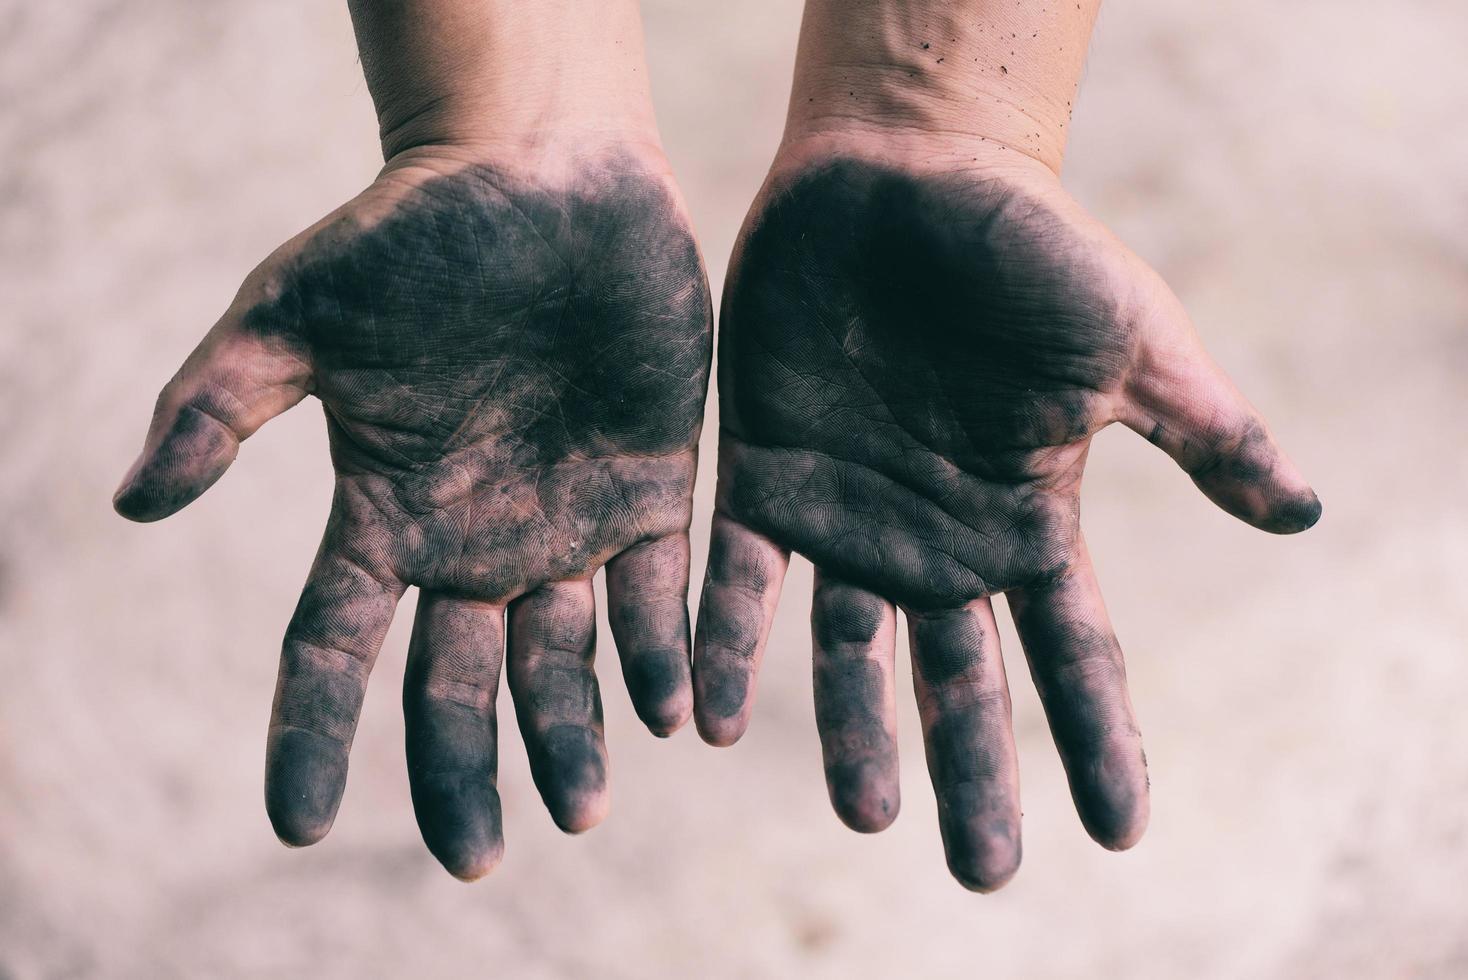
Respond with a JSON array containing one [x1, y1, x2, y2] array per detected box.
[[115, 0, 711, 880]]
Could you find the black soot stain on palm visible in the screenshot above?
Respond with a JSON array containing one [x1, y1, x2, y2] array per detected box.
[[243, 156, 713, 601], [717, 158, 1135, 609]]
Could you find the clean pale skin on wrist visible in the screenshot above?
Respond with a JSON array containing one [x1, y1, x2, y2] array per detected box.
[[348, 0, 661, 156], [115, 0, 712, 880], [785, 0, 1100, 171], [692, 0, 1321, 891]]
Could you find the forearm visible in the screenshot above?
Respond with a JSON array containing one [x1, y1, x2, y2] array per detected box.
[[785, 0, 1100, 172], [347, 0, 659, 158]]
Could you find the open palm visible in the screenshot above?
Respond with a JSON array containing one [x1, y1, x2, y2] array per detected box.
[[694, 149, 1320, 890], [115, 148, 712, 879]]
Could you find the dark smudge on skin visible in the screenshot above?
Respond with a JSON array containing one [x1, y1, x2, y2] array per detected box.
[[693, 517, 783, 726], [717, 158, 1127, 610], [258, 156, 712, 599], [811, 578, 898, 830], [697, 657, 753, 722], [910, 609, 987, 685], [619, 649, 686, 727], [814, 654, 898, 830], [812, 582, 885, 648], [530, 724, 608, 833], [923, 707, 1022, 890]]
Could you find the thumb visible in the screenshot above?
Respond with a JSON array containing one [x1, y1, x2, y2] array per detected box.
[[1121, 297, 1321, 535], [114, 287, 310, 522]]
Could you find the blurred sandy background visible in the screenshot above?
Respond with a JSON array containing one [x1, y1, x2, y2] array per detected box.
[[2, 1, 1466, 976]]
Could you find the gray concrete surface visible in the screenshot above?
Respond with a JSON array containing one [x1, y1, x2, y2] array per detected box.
[[2, 0, 1466, 976]]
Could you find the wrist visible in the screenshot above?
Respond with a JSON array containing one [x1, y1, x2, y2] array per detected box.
[[782, 0, 1099, 174], [349, 0, 661, 160]]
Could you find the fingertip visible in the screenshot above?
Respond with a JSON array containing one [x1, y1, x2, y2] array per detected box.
[[112, 479, 161, 523], [831, 783, 900, 834], [824, 752, 901, 833], [1261, 490, 1323, 535], [113, 405, 240, 521], [695, 711, 748, 748], [624, 655, 694, 737], [416, 787, 504, 878], [444, 843, 505, 882], [409, 770, 506, 883], [942, 815, 1022, 893], [112, 455, 145, 516], [266, 754, 341, 845], [1179, 419, 1325, 537], [265, 731, 347, 850], [525, 723, 609, 835], [550, 792, 609, 835], [435, 829, 505, 881], [938, 792, 1023, 892], [947, 842, 1022, 894], [1059, 732, 1152, 854], [691, 649, 756, 747], [112, 462, 209, 523], [268, 807, 335, 849], [951, 868, 1018, 895], [946, 829, 1022, 892], [1090, 821, 1148, 853], [1079, 795, 1150, 852], [641, 697, 692, 738]]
